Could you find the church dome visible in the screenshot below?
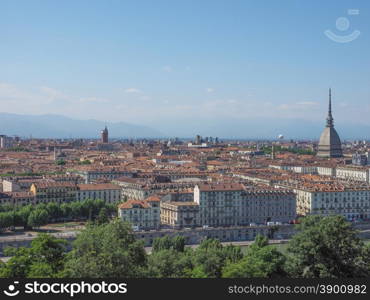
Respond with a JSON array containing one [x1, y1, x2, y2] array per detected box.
[[317, 127, 342, 157]]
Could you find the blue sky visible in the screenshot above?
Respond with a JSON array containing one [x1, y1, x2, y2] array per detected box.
[[1, 0, 369, 137]]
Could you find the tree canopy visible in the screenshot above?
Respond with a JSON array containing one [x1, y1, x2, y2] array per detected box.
[[1, 215, 369, 278], [0, 234, 66, 278], [286, 215, 370, 278], [63, 219, 147, 278]]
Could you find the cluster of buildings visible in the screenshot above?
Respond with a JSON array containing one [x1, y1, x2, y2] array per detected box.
[[0, 176, 121, 205], [119, 183, 296, 230], [1, 90, 370, 234]]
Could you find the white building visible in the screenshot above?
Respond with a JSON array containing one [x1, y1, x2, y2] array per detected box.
[[194, 183, 296, 226], [275, 182, 370, 220], [336, 166, 370, 183], [0, 135, 14, 149], [77, 183, 121, 203], [118, 195, 160, 230], [160, 201, 200, 228], [317, 166, 336, 177]]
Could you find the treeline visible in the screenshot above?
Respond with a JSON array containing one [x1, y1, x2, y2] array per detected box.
[[0, 199, 117, 231], [1, 215, 370, 278], [262, 146, 315, 155]]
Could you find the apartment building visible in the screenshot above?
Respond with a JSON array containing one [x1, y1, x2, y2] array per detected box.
[[336, 166, 370, 183], [0, 191, 36, 205], [113, 176, 196, 200], [276, 181, 370, 220], [76, 183, 121, 203], [193, 183, 296, 227], [160, 201, 200, 228], [317, 165, 336, 177], [118, 195, 160, 230], [2, 177, 44, 192], [30, 182, 77, 204], [70, 167, 135, 183]]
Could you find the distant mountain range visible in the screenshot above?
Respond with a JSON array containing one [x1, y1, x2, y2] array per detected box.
[[1, 112, 369, 140], [154, 118, 370, 140], [0, 113, 163, 138]]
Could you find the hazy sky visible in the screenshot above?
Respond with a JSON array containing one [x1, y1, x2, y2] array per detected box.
[[1, 0, 370, 134]]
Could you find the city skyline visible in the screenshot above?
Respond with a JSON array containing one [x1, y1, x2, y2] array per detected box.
[[2, 0, 370, 286], [1, 0, 370, 139]]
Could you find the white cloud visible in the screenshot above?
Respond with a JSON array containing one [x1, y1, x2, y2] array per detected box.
[[1, 82, 367, 127], [0, 82, 110, 119], [296, 101, 318, 106], [140, 95, 151, 101], [38, 86, 68, 100], [79, 97, 109, 103], [278, 101, 318, 111], [0, 83, 29, 99], [206, 88, 214, 93], [124, 88, 142, 94]]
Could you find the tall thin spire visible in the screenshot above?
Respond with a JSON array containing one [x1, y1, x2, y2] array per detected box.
[[326, 88, 334, 127]]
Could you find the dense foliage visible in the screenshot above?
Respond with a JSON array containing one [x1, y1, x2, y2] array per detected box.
[[286, 215, 370, 277], [222, 235, 286, 277], [262, 145, 315, 155], [0, 199, 117, 231], [55, 159, 66, 165], [0, 215, 369, 278], [0, 234, 66, 277], [63, 219, 147, 277]]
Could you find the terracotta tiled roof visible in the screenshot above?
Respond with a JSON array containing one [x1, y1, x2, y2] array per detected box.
[[197, 183, 244, 191], [33, 182, 77, 189], [118, 200, 150, 209], [77, 183, 120, 191], [145, 195, 161, 202]]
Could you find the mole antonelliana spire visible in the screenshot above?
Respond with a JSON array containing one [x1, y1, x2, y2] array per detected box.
[[317, 89, 343, 158], [326, 88, 334, 127]]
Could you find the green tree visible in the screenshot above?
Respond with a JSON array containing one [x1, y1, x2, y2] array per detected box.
[[31, 233, 67, 273], [0, 260, 6, 277], [0, 247, 33, 277], [148, 236, 190, 277], [27, 209, 49, 229], [222, 235, 286, 278], [64, 219, 147, 277], [46, 202, 62, 221], [96, 207, 109, 225], [15, 205, 33, 229], [147, 249, 193, 278], [55, 159, 66, 165], [286, 215, 370, 278], [0, 212, 13, 231], [172, 236, 185, 252], [152, 236, 185, 252], [60, 203, 72, 220], [28, 262, 54, 278], [190, 238, 243, 278], [0, 234, 67, 278]]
